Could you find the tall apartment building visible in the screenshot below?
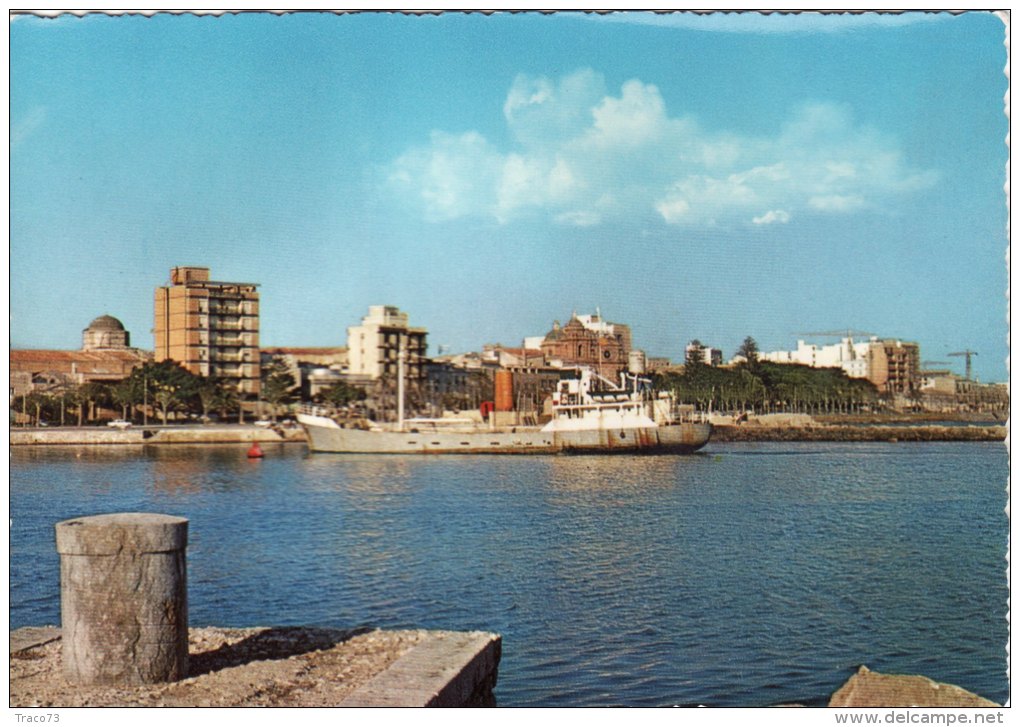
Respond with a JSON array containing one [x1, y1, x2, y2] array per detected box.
[[346, 305, 427, 382], [154, 266, 260, 396]]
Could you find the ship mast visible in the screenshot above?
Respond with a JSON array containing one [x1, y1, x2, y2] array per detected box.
[[397, 343, 405, 432]]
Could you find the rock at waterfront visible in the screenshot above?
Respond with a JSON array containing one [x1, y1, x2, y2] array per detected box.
[[829, 666, 998, 707]]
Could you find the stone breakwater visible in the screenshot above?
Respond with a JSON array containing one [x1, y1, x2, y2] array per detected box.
[[712, 424, 1007, 443]]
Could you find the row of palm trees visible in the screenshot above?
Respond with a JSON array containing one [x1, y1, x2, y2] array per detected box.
[[13, 362, 244, 426], [12, 358, 375, 427]]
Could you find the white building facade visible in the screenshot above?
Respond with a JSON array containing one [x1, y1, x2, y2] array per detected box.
[[346, 305, 428, 381], [760, 337, 872, 378]]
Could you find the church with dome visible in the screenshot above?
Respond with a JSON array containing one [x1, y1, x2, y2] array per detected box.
[[81, 314, 132, 351], [10, 314, 151, 399]]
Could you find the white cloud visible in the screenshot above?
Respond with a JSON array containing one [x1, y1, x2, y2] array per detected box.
[[389, 130, 503, 222], [753, 209, 791, 225], [655, 197, 690, 224], [388, 70, 937, 228], [588, 79, 668, 148]]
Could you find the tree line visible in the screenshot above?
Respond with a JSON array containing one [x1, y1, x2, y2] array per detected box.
[[653, 336, 881, 415], [12, 358, 367, 427]]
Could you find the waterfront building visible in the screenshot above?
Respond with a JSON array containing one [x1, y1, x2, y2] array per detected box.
[[346, 306, 427, 383], [759, 336, 919, 393], [260, 347, 349, 400], [10, 315, 151, 399], [869, 339, 920, 394], [154, 266, 260, 396], [424, 359, 492, 413], [539, 312, 632, 380]]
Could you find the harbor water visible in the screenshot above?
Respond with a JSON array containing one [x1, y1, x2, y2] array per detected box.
[[10, 441, 1009, 706]]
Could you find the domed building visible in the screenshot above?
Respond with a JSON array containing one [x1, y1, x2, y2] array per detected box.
[[539, 312, 633, 380], [10, 314, 151, 403], [82, 314, 131, 351]]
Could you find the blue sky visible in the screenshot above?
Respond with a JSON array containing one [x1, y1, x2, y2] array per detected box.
[[10, 11, 1010, 382]]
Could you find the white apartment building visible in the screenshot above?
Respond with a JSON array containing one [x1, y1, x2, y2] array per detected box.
[[346, 305, 427, 381], [760, 337, 872, 378], [685, 341, 723, 367], [759, 336, 921, 393]]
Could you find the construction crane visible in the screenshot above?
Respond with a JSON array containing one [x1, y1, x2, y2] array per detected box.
[[948, 350, 978, 380], [922, 360, 951, 368]]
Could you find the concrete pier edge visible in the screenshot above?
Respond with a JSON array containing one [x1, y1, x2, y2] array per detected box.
[[10, 627, 501, 708]]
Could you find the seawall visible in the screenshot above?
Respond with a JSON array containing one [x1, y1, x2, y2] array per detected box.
[[9, 422, 1007, 446], [9, 424, 307, 446]]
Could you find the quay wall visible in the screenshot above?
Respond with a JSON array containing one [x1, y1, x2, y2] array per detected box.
[[9, 423, 1006, 446], [9, 425, 306, 446]]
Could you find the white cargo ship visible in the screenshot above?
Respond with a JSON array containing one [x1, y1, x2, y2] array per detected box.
[[297, 367, 711, 455]]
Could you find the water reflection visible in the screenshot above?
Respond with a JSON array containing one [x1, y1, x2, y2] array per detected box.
[[9, 443, 1010, 706], [299, 454, 417, 496]]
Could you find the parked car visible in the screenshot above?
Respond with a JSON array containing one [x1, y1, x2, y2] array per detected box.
[[107, 419, 132, 429], [253, 419, 273, 428]]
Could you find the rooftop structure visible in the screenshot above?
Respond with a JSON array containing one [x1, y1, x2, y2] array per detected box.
[[82, 315, 131, 351]]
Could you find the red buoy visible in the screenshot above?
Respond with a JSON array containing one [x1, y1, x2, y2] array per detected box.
[[247, 442, 264, 459]]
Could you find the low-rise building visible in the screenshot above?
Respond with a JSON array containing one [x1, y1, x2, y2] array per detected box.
[[10, 315, 152, 400], [260, 347, 349, 399]]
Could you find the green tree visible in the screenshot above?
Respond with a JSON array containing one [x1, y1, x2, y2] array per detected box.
[[111, 379, 142, 421], [316, 380, 367, 409], [214, 382, 240, 421], [736, 336, 760, 366], [127, 360, 202, 425], [24, 391, 51, 426], [261, 359, 298, 421], [64, 384, 93, 426], [196, 377, 228, 422]]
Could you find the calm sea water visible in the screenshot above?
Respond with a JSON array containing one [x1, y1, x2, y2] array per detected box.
[[10, 441, 1009, 707]]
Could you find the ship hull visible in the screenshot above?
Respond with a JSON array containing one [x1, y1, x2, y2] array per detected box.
[[297, 414, 711, 455]]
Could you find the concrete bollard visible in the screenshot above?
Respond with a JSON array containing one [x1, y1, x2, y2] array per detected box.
[[55, 513, 189, 685]]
